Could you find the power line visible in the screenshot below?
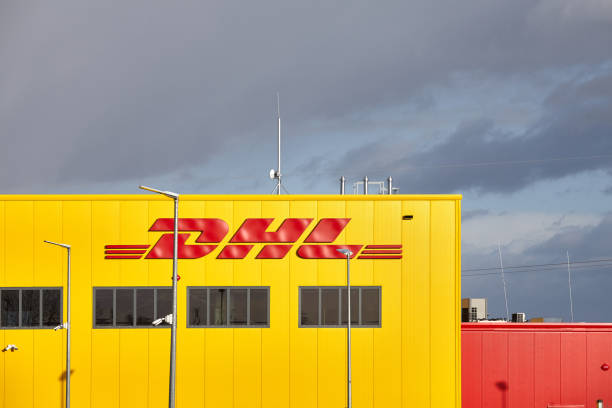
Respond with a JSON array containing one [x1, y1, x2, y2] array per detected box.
[[176, 152, 612, 191], [284, 152, 612, 179], [407, 153, 612, 171], [462, 261, 612, 278], [463, 257, 612, 273], [463, 262, 612, 277]]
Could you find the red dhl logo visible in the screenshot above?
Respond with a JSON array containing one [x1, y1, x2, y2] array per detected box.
[[104, 218, 401, 260]]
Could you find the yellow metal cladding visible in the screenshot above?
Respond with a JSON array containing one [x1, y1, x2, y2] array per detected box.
[[0, 194, 461, 408]]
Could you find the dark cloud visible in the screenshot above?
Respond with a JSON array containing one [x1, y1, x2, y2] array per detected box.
[[462, 213, 612, 322], [523, 213, 612, 262], [1, 0, 612, 191], [462, 263, 612, 322], [325, 70, 612, 193]]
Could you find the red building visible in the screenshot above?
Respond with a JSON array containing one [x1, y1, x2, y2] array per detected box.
[[462, 323, 612, 408]]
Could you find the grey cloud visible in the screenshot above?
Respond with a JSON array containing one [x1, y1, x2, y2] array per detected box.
[[1, 0, 612, 191], [523, 213, 612, 262], [462, 264, 612, 322], [323, 70, 612, 193], [462, 209, 490, 221], [462, 213, 612, 322]]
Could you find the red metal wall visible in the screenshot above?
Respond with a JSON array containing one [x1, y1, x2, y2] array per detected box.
[[462, 323, 612, 408]]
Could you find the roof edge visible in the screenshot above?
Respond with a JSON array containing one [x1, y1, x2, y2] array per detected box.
[[462, 322, 612, 332], [0, 194, 462, 201]]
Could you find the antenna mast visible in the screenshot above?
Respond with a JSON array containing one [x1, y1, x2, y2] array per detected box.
[[567, 251, 574, 322], [277, 93, 281, 195], [498, 242, 510, 321], [270, 93, 284, 194]]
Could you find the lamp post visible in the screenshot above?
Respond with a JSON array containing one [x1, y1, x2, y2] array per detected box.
[[44, 240, 71, 408], [337, 248, 353, 408], [139, 185, 179, 408]]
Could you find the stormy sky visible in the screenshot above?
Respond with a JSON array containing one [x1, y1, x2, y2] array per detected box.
[[1, 0, 612, 321]]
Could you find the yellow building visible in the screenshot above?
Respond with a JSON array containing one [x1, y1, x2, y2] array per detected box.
[[0, 194, 461, 407]]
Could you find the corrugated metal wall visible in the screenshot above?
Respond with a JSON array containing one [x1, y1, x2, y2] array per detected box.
[[462, 323, 612, 408], [0, 195, 461, 408]]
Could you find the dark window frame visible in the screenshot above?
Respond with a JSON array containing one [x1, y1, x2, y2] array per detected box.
[[298, 286, 382, 328], [0, 287, 63, 329], [187, 286, 270, 328], [92, 287, 172, 329]]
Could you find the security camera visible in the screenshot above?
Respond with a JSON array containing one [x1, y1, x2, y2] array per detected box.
[[53, 323, 68, 331], [152, 314, 173, 326], [2, 344, 18, 352]]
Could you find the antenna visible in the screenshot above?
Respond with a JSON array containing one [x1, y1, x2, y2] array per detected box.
[[567, 250, 574, 322], [270, 93, 285, 194], [498, 242, 509, 321]]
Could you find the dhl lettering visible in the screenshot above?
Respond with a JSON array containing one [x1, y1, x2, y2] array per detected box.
[[230, 218, 312, 243], [304, 218, 350, 243], [217, 245, 254, 259], [104, 217, 402, 260], [256, 245, 293, 259], [146, 234, 218, 259], [145, 218, 228, 259], [149, 218, 229, 242]]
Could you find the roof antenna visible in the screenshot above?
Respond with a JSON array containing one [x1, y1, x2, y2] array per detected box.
[[567, 250, 574, 323], [270, 93, 286, 194], [498, 242, 510, 322]]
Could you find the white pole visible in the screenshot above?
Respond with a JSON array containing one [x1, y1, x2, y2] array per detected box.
[[168, 195, 178, 408], [66, 247, 71, 408], [277, 93, 281, 195], [498, 242, 509, 321], [43, 240, 71, 408], [138, 186, 179, 408], [567, 251, 574, 323], [336, 248, 353, 408], [346, 252, 352, 408]]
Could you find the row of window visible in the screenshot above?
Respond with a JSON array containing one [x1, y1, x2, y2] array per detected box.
[[299, 287, 381, 327], [94, 287, 173, 327], [188, 287, 269, 327], [1, 286, 381, 329], [0, 288, 62, 328]]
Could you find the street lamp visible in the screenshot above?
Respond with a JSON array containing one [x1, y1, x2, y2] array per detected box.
[[44, 240, 71, 408], [337, 248, 353, 408], [139, 185, 179, 408]]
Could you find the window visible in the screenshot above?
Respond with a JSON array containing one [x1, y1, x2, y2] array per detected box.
[[93, 287, 172, 328], [341, 288, 359, 325], [321, 288, 339, 325], [0, 287, 62, 328], [461, 308, 469, 322], [461, 306, 479, 322], [299, 286, 381, 327], [136, 288, 154, 326], [188, 287, 269, 327], [300, 289, 318, 326]]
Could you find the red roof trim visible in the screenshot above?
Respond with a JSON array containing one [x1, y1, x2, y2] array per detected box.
[[462, 322, 612, 332]]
